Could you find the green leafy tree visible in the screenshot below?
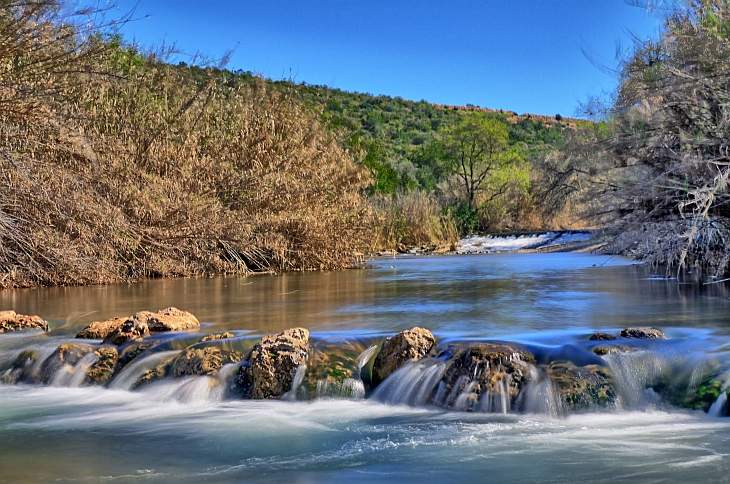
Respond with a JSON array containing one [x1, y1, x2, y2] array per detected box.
[[437, 115, 529, 215]]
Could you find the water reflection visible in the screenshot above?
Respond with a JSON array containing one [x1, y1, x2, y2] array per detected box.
[[1, 253, 729, 338]]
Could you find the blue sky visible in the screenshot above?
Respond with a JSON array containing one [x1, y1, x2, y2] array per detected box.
[[112, 1, 666, 117]]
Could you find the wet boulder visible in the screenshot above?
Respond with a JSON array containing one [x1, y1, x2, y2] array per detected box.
[[76, 317, 127, 340], [171, 344, 244, 377], [236, 328, 310, 399], [38, 342, 95, 384], [201, 332, 235, 342], [592, 344, 635, 356], [545, 361, 616, 411], [372, 327, 437, 386], [84, 347, 119, 386], [436, 343, 535, 411], [589, 333, 617, 341], [0, 350, 39, 383], [620, 328, 667, 339], [0, 310, 48, 333], [103, 316, 149, 346]]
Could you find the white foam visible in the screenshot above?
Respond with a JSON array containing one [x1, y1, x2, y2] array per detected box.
[[457, 231, 592, 253]]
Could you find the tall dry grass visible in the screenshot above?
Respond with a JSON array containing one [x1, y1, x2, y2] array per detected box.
[[0, 1, 374, 287], [372, 191, 458, 249]]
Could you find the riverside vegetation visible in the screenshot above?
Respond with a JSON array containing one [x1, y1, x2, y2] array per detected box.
[[2, 0, 730, 288]]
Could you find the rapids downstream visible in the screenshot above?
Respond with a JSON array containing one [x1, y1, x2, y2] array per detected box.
[[2, 253, 730, 482]]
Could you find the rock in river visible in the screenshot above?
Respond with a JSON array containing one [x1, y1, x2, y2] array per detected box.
[[436, 343, 534, 411], [0, 310, 48, 333], [545, 361, 616, 411], [372, 327, 437, 386], [89, 307, 200, 345], [620, 327, 667, 339], [236, 328, 310, 399]]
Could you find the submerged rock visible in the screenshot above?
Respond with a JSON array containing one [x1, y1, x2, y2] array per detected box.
[[589, 333, 617, 341], [545, 362, 616, 411], [236, 328, 310, 399], [620, 328, 667, 339], [592, 344, 635, 356], [201, 332, 235, 342], [372, 327, 437, 386], [437, 343, 535, 410], [0, 310, 48, 334]]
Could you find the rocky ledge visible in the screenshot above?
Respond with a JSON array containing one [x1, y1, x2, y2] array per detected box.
[[0, 310, 47, 334]]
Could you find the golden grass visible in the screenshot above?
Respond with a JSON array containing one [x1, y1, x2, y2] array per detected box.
[[0, 2, 374, 287]]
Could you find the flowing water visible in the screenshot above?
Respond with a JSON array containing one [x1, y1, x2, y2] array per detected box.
[[2, 253, 730, 482]]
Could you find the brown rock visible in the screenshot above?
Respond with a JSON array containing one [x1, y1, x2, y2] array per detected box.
[[172, 347, 225, 377], [201, 332, 235, 342], [138, 307, 200, 332], [82, 308, 200, 345], [0, 310, 48, 333], [38, 342, 95, 384], [84, 347, 119, 385], [589, 333, 617, 341], [236, 328, 311, 399], [545, 361, 616, 410], [372, 327, 437, 386], [76, 317, 126, 339], [0, 350, 39, 383], [620, 328, 667, 339], [103, 316, 149, 346], [592, 344, 634, 356], [437, 343, 535, 410]]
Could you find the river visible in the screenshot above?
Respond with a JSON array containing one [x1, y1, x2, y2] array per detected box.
[[1, 253, 730, 482]]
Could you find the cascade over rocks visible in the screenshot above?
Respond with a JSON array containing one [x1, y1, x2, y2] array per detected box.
[[172, 345, 244, 377], [372, 327, 437, 386], [437, 343, 535, 410], [0, 311, 48, 333], [236, 328, 310, 399], [38, 342, 95, 384]]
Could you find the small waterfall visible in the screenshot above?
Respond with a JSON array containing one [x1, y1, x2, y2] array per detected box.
[[601, 350, 667, 409], [50, 352, 99, 387], [709, 393, 728, 417], [356, 344, 379, 377], [371, 360, 446, 406], [281, 364, 307, 401], [518, 366, 561, 416], [109, 350, 181, 390], [316, 378, 365, 399], [314, 344, 378, 400]]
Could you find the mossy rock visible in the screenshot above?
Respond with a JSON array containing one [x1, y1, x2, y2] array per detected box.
[[0, 350, 39, 383], [545, 361, 616, 411]]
